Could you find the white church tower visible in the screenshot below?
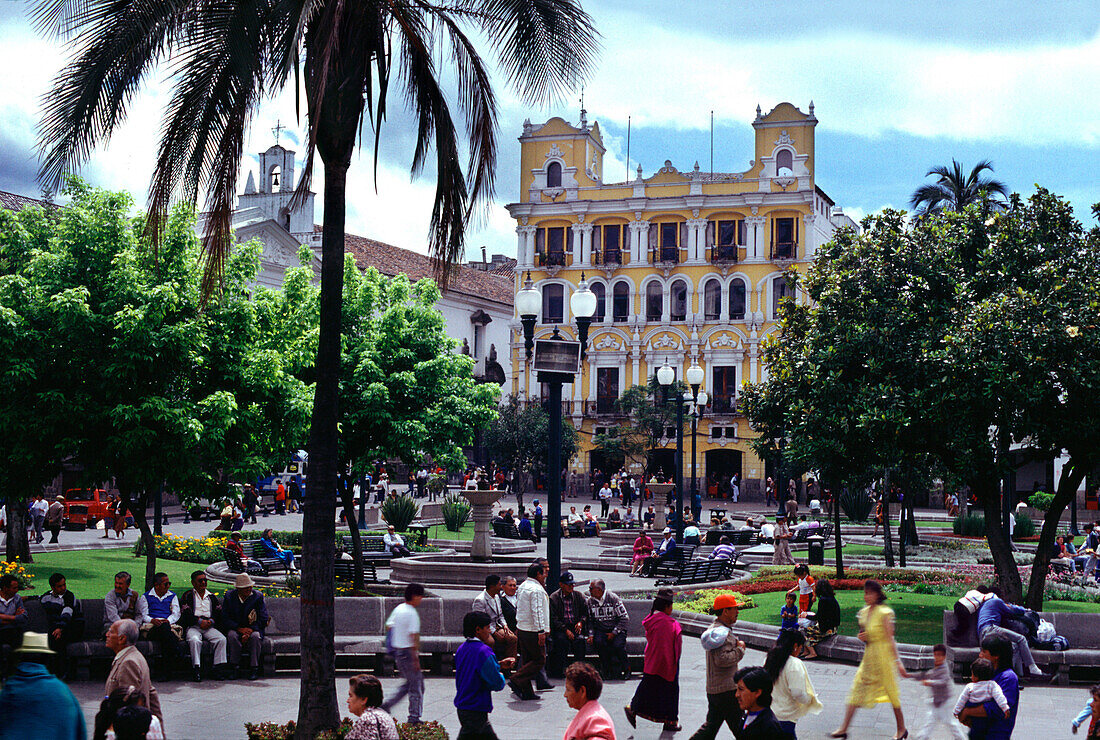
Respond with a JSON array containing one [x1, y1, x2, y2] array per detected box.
[[199, 140, 322, 288]]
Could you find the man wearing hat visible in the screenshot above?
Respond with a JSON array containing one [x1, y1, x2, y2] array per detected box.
[[45, 495, 65, 544], [222, 573, 269, 679], [548, 571, 589, 678], [0, 632, 85, 739], [687, 594, 746, 740], [772, 513, 795, 566]]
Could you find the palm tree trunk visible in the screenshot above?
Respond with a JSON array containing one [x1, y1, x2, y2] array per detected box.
[[296, 157, 347, 739]]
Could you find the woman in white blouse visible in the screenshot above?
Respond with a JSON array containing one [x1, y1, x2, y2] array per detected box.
[[763, 630, 823, 738]]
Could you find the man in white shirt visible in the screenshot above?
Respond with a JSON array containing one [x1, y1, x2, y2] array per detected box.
[[730, 474, 740, 503], [598, 484, 613, 518], [760, 521, 776, 542], [508, 562, 549, 700], [383, 525, 412, 557], [383, 583, 425, 724], [30, 495, 49, 544], [472, 575, 517, 661], [180, 570, 227, 682]]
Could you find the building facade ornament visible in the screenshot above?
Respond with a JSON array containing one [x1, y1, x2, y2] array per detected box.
[[546, 143, 564, 159]]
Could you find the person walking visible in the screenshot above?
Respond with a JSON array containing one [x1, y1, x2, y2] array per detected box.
[[345, 674, 399, 740], [765, 477, 776, 507], [0, 632, 86, 740], [734, 667, 787, 739], [910, 643, 966, 740], [686, 594, 745, 740], [830, 580, 908, 740], [598, 483, 612, 519], [287, 477, 301, 513], [383, 583, 426, 725], [771, 514, 795, 566], [532, 500, 543, 543], [509, 563, 550, 701], [274, 482, 286, 515], [44, 496, 65, 544], [624, 588, 682, 733], [764, 630, 822, 738], [243, 484, 258, 524], [454, 611, 513, 740], [955, 635, 1020, 740], [104, 619, 162, 725], [562, 662, 617, 740]]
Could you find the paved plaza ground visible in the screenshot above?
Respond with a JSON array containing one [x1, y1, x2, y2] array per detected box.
[[67, 637, 1086, 739], [21, 494, 1095, 738]]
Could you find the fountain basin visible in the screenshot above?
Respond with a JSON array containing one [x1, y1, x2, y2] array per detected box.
[[389, 552, 575, 590]]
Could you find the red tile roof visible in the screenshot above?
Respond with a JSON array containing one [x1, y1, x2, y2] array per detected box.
[[316, 226, 514, 306], [0, 190, 55, 213]]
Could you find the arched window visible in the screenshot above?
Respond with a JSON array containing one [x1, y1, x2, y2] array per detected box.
[[546, 161, 562, 188], [704, 279, 722, 321], [646, 282, 663, 322], [591, 282, 606, 322], [543, 284, 564, 324], [670, 280, 688, 322], [612, 282, 630, 322], [775, 149, 793, 175], [729, 280, 747, 320], [772, 275, 791, 318]]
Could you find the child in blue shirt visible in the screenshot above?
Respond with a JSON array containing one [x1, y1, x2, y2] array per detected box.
[[780, 592, 799, 631]]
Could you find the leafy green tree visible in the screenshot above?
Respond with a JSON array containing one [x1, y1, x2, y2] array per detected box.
[[336, 264, 499, 588], [910, 159, 1008, 216], [484, 395, 578, 499], [592, 379, 682, 521], [37, 0, 598, 730]]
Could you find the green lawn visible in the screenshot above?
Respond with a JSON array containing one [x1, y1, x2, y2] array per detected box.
[[746, 589, 1100, 646], [915, 521, 954, 528], [426, 522, 476, 541], [822, 544, 895, 558], [18, 549, 217, 597]]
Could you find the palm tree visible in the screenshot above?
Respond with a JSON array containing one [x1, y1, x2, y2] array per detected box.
[[909, 159, 1009, 216], [34, 0, 598, 734]]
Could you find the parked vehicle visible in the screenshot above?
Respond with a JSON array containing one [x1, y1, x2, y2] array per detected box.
[[61, 488, 111, 529]]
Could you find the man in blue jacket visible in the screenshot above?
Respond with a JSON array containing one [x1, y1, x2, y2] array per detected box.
[[957, 634, 1019, 740], [454, 611, 513, 740], [975, 593, 1044, 680], [0, 632, 85, 739]]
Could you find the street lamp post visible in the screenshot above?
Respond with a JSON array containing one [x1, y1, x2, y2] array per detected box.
[[516, 273, 596, 588], [657, 360, 705, 540], [690, 390, 708, 522]]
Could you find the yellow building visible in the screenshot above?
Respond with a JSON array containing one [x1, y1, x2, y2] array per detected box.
[[506, 102, 858, 499]]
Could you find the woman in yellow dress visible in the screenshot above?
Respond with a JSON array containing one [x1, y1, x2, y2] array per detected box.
[[830, 580, 908, 739]]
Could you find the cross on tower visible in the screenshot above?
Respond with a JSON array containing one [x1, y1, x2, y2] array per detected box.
[[272, 120, 285, 145]]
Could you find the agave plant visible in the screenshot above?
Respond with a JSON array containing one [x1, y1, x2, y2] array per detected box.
[[380, 494, 420, 533], [839, 488, 874, 522], [440, 494, 472, 532]]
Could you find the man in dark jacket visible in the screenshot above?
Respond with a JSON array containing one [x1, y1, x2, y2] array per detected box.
[[734, 666, 785, 739], [221, 573, 269, 679], [180, 570, 227, 681], [500, 577, 518, 633], [586, 579, 630, 680], [548, 571, 588, 678], [40, 573, 83, 675]]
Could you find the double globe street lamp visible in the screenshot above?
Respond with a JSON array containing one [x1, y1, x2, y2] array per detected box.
[[516, 272, 597, 587], [656, 359, 706, 539]]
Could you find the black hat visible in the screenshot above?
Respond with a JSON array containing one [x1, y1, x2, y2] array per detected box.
[[559, 571, 575, 584]]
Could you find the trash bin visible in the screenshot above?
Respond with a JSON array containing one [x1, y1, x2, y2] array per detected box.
[[807, 535, 825, 566]]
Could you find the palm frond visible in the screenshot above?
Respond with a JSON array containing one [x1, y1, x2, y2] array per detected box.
[[476, 0, 600, 105]]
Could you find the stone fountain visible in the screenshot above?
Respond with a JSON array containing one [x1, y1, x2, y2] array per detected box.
[[462, 489, 502, 561]]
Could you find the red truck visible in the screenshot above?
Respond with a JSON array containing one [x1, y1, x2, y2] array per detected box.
[[61, 488, 112, 529]]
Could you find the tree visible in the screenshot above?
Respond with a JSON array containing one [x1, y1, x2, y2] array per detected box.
[[0, 198, 69, 563], [37, 1, 599, 731], [592, 379, 681, 521], [484, 395, 578, 498], [336, 264, 499, 588], [910, 159, 1008, 217]]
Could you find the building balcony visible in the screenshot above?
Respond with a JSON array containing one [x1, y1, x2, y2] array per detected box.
[[586, 399, 625, 417], [594, 248, 622, 266], [650, 246, 682, 264], [537, 250, 570, 268], [710, 396, 739, 415], [710, 244, 741, 263], [770, 242, 797, 261]]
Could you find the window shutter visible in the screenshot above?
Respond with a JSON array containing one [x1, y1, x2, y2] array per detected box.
[[706, 221, 715, 248], [565, 226, 574, 253], [648, 223, 658, 250], [738, 220, 746, 246], [624, 224, 632, 250], [536, 228, 545, 255], [680, 222, 688, 250], [592, 225, 601, 253]]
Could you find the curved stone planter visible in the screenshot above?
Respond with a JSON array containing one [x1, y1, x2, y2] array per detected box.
[[389, 551, 576, 589], [205, 561, 287, 588]]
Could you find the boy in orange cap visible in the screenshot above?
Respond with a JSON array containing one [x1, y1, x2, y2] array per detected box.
[[687, 594, 747, 740]]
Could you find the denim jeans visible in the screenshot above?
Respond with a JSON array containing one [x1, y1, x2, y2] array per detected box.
[[385, 647, 424, 722]]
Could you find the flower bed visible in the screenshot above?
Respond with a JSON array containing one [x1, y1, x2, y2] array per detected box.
[[245, 719, 448, 739], [0, 560, 34, 590], [143, 533, 227, 564]]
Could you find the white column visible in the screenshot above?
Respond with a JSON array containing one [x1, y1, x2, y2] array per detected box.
[[686, 219, 706, 262], [516, 227, 527, 268], [571, 225, 583, 265], [661, 285, 671, 323], [802, 214, 816, 259], [746, 217, 765, 262], [579, 223, 594, 266]]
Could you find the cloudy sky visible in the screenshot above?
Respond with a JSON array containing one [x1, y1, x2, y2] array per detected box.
[[1, 0, 1097, 260]]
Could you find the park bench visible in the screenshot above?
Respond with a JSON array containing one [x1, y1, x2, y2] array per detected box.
[[492, 521, 523, 539], [340, 535, 394, 564], [650, 544, 698, 579], [943, 610, 1100, 684], [243, 540, 292, 574], [333, 559, 383, 584], [656, 557, 737, 586], [223, 546, 271, 576]]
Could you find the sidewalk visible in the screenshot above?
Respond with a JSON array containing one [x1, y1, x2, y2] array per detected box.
[[68, 636, 1084, 739]]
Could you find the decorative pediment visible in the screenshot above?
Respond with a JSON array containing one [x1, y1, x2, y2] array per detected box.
[[594, 334, 622, 351], [651, 334, 679, 350], [775, 130, 794, 147], [708, 333, 739, 350], [546, 144, 564, 159]]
